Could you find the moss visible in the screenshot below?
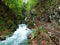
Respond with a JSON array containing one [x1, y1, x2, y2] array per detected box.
[[27, 39, 32, 45]]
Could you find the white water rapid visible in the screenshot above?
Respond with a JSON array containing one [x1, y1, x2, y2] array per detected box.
[[0, 24, 32, 45]]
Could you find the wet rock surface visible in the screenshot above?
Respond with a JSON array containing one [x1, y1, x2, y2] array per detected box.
[[0, 36, 6, 41]]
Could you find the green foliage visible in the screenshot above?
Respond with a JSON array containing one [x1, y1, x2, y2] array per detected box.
[[2, 0, 38, 13], [0, 17, 6, 31], [2, 0, 23, 9], [2, 0, 24, 25], [0, 0, 38, 36], [1, 0, 38, 24], [26, 0, 38, 12], [27, 39, 32, 45], [0, 0, 59, 36], [32, 26, 48, 39], [7, 20, 16, 31]]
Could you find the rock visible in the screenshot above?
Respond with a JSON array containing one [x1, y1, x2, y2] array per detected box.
[[0, 36, 6, 41]]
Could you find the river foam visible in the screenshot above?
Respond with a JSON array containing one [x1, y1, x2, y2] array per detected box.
[[0, 24, 32, 45]]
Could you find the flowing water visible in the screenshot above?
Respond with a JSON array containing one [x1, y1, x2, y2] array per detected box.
[[0, 24, 32, 45]]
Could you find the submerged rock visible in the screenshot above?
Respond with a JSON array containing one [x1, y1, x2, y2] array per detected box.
[[0, 36, 6, 41]]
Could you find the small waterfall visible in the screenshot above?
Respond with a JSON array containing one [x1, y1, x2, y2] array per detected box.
[[0, 24, 32, 45]]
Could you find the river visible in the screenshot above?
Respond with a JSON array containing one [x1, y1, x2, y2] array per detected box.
[[0, 24, 32, 45]]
